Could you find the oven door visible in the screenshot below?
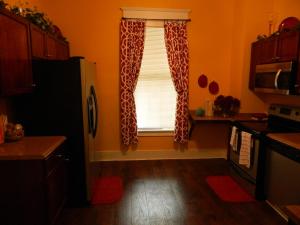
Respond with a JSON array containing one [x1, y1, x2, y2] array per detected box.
[[229, 126, 260, 182]]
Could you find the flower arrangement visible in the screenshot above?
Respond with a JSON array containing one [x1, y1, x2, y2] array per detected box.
[[1, 0, 66, 40], [9, 2, 53, 31], [213, 95, 241, 117], [24, 6, 53, 31]]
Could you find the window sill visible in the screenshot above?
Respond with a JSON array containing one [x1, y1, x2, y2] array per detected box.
[[138, 130, 174, 137]]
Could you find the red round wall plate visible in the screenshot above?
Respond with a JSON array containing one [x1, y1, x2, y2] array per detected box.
[[198, 74, 208, 88], [208, 81, 219, 95]]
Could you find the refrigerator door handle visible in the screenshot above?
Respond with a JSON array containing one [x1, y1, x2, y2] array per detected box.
[[90, 85, 98, 138], [87, 97, 93, 134]]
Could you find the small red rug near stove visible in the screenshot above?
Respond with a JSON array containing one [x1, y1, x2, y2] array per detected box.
[[205, 175, 255, 202], [91, 176, 123, 205]]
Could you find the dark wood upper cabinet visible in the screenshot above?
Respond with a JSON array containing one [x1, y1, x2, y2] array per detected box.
[[249, 30, 300, 91], [30, 25, 46, 59], [46, 35, 57, 59], [0, 11, 33, 96], [276, 31, 300, 62], [258, 37, 277, 64], [0, 9, 70, 96], [31, 24, 70, 60], [56, 40, 70, 60]]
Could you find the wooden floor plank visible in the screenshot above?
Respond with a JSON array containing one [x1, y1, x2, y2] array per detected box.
[[56, 159, 286, 225]]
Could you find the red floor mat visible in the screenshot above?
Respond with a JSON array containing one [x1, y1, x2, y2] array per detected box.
[[91, 176, 123, 205], [205, 175, 255, 202]]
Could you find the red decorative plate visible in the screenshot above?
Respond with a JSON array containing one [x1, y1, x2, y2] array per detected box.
[[198, 74, 208, 88], [208, 81, 219, 95], [278, 17, 300, 32]]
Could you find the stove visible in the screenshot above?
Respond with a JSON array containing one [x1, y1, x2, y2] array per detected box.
[[229, 104, 300, 200]]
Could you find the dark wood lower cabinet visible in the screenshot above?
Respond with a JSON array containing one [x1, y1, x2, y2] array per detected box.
[[0, 143, 67, 225]]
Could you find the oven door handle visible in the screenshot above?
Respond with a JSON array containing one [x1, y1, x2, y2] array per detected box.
[[237, 130, 241, 154], [250, 138, 255, 168], [274, 69, 282, 89]]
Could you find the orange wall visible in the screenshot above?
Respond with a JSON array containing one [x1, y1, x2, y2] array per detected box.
[[229, 0, 273, 113], [21, 0, 236, 151], [260, 0, 300, 107], [4, 0, 300, 152], [230, 0, 300, 112]]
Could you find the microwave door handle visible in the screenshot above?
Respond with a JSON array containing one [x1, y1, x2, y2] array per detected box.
[[274, 69, 282, 89]]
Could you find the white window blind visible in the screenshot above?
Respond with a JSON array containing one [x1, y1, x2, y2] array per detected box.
[[134, 26, 177, 131]]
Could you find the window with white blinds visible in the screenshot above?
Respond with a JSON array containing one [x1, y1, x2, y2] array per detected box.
[[134, 26, 177, 132]]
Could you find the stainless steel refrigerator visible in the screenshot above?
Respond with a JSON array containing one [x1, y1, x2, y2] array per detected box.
[[14, 57, 98, 206]]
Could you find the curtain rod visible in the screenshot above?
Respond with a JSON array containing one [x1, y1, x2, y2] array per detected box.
[[121, 17, 191, 22]]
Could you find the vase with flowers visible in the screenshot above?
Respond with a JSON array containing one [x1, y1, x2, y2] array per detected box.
[[213, 95, 241, 117]]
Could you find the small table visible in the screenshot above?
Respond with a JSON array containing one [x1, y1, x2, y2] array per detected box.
[[188, 110, 257, 138]]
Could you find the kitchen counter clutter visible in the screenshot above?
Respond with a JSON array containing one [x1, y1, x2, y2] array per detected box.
[[0, 136, 66, 160], [0, 136, 67, 225]]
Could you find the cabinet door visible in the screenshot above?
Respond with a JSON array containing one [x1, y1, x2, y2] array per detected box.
[[46, 35, 57, 60], [46, 153, 67, 225], [47, 159, 67, 224], [30, 25, 46, 59], [259, 37, 277, 64], [0, 13, 32, 96], [56, 41, 70, 60], [276, 31, 300, 62]]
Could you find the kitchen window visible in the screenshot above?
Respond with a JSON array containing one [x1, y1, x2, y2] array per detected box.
[[134, 25, 176, 133]]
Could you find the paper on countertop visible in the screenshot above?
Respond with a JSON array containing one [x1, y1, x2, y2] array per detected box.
[[239, 131, 252, 168], [230, 126, 238, 151]]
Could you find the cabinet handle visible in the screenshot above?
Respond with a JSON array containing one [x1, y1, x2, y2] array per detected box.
[[56, 154, 63, 158], [31, 83, 37, 87]]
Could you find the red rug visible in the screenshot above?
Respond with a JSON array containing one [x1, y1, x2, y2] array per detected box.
[[91, 176, 123, 205], [205, 175, 255, 202]]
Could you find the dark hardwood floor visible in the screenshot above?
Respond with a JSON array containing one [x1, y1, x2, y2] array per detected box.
[[56, 159, 286, 225]]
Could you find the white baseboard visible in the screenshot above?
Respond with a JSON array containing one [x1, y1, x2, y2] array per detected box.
[[93, 148, 227, 161]]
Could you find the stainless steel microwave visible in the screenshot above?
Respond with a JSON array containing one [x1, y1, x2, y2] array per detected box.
[[254, 61, 297, 95]]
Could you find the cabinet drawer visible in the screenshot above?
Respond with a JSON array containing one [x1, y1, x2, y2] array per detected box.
[[45, 145, 65, 175]]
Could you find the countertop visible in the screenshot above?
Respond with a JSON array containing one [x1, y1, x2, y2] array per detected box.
[[189, 111, 265, 122], [0, 136, 66, 160], [284, 205, 300, 225], [267, 133, 300, 150], [188, 111, 266, 137]]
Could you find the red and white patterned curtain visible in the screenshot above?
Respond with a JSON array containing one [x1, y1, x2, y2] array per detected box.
[[164, 21, 189, 144], [120, 19, 145, 145]]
